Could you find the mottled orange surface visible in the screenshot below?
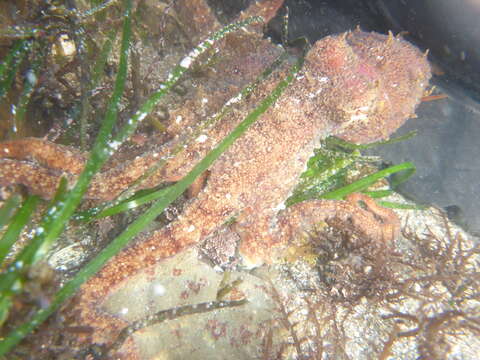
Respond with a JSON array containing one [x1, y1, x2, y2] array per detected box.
[[0, 0, 430, 354]]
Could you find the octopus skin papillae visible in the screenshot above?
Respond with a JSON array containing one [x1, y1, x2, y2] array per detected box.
[[0, 0, 431, 354]]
